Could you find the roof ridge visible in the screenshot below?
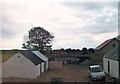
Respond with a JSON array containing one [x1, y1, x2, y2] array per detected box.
[[95, 38, 113, 50]]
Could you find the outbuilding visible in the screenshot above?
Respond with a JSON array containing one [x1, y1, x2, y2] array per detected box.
[[93, 37, 120, 66], [103, 47, 119, 78], [3, 50, 49, 79], [95, 38, 120, 55]]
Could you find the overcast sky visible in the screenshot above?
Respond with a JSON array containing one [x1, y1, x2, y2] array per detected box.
[[1, 0, 119, 50]]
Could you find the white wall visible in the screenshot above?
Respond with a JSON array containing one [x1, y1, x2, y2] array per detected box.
[[103, 58, 119, 78], [41, 62, 44, 73], [36, 64, 40, 77], [103, 58, 108, 73], [35, 61, 48, 76], [3, 53, 40, 79]]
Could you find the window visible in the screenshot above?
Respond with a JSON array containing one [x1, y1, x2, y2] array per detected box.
[[91, 67, 103, 72], [113, 44, 116, 47]]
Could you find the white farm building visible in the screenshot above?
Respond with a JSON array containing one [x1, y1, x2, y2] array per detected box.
[[3, 50, 49, 79], [103, 47, 119, 78]]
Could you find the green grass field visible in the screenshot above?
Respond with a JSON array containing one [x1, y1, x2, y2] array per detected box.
[[1, 50, 17, 62]]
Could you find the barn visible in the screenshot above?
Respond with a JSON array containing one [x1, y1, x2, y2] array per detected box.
[[103, 47, 119, 78], [3, 50, 49, 79]]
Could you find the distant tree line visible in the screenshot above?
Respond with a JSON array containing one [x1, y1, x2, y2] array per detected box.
[[53, 47, 95, 55]]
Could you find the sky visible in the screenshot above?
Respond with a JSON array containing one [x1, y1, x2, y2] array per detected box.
[[1, 0, 119, 50]]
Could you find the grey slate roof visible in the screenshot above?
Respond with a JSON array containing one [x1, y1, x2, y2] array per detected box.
[[104, 47, 119, 61], [32, 51, 48, 61], [19, 50, 44, 65]]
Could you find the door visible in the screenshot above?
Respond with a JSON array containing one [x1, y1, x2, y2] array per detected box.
[[44, 62, 46, 71]]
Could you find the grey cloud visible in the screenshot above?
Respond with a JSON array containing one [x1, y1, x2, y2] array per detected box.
[[2, 28, 15, 38], [2, 1, 29, 38], [41, 2, 118, 36], [2, 16, 15, 38], [81, 13, 118, 34], [74, 13, 94, 19], [53, 12, 117, 36], [62, 2, 117, 11], [65, 11, 118, 35], [2, 16, 24, 38]]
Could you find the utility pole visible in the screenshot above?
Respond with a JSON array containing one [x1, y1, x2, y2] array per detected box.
[[118, 42, 120, 79], [118, 2, 120, 77]]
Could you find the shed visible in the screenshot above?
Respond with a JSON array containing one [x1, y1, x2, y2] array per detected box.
[[3, 50, 49, 79], [103, 47, 119, 78]]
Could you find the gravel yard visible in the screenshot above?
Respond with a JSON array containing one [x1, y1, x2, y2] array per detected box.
[[35, 64, 89, 82], [3, 64, 107, 83]]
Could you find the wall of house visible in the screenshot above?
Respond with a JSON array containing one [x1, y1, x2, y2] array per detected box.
[[41, 62, 44, 73], [103, 58, 119, 78], [96, 40, 119, 55], [92, 54, 104, 66], [36, 64, 40, 77], [3, 53, 40, 79], [94, 39, 119, 65]]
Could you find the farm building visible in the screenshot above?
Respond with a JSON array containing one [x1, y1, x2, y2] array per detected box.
[[2, 50, 48, 79], [103, 47, 119, 78], [92, 37, 120, 66], [95, 37, 120, 55]]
